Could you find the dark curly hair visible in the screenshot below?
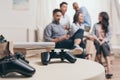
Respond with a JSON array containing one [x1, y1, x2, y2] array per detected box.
[[98, 12, 109, 33]]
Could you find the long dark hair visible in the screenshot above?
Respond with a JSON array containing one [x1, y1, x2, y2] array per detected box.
[[98, 12, 109, 33], [73, 12, 81, 24]]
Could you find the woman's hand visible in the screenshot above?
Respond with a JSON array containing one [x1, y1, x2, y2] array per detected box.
[[98, 38, 104, 45], [99, 40, 104, 45], [87, 35, 95, 41]]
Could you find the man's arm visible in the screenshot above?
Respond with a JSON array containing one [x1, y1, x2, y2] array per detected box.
[[44, 25, 53, 42], [44, 25, 69, 43]]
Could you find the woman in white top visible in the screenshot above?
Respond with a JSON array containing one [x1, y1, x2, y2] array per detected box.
[[70, 12, 95, 59], [69, 12, 85, 49]]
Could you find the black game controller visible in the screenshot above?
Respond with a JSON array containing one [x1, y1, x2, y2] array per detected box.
[[0, 56, 35, 77], [14, 52, 29, 63], [0, 35, 7, 43], [41, 49, 77, 65]]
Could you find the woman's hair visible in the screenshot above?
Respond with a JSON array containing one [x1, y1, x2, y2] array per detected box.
[[98, 12, 109, 33], [73, 12, 81, 24]]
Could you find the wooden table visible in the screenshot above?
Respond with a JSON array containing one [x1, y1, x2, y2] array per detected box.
[[13, 42, 55, 57]]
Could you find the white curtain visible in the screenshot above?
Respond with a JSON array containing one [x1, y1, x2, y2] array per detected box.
[[108, 0, 120, 46], [36, 0, 58, 41]]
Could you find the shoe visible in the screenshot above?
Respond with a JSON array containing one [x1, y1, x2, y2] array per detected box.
[[69, 45, 83, 55], [106, 74, 113, 79]]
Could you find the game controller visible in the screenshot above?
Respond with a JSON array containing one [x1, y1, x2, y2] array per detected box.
[[0, 56, 35, 77], [41, 49, 77, 65], [14, 52, 29, 63]]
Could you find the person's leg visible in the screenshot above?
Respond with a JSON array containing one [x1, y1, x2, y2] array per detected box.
[[55, 29, 84, 55], [52, 40, 73, 58], [56, 28, 84, 49], [74, 39, 82, 46], [101, 43, 112, 77], [70, 29, 84, 47], [94, 40, 102, 63], [55, 39, 73, 49], [85, 39, 96, 60], [55, 39, 83, 56], [75, 41, 86, 59], [62, 29, 84, 55]]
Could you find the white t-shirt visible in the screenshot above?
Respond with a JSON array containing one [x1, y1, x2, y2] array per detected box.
[[59, 14, 70, 34], [60, 14, 70, 27]]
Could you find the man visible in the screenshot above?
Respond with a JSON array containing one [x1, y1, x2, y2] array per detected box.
[[59, 2, 70, 33], [73, 2, 91, 31], [44, 9, 84, 55]]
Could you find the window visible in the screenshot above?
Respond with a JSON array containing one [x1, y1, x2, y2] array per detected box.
[[119, 0, 120, 4]]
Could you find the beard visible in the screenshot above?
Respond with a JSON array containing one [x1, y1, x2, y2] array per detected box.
[[53, 19, 60, 24]]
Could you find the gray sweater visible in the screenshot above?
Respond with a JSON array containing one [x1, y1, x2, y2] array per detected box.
[[44, 22, 67, 41]]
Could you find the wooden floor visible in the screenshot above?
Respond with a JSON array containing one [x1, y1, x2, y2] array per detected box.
[[107, 56, 120, 80]]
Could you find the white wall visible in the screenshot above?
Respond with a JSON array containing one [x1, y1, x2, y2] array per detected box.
[[0, 0, 38, 42]]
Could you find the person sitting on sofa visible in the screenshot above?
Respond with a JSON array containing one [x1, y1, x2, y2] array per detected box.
[[91, 12, 112, 79], [44, 9, 85, 57], [70, 12, 96, 60]]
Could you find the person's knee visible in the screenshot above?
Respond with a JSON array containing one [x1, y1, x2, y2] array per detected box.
[[77, 29, 84, 33]]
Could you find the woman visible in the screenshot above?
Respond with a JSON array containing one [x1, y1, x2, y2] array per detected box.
[[70, 12, 85, 51], [92, 12, 112, 79], [70, 12, 96, 59], [66, 12, 86, 58]]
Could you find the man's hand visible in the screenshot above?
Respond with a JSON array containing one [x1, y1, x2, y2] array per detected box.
[[64, 25, 70, 30], [59, 34, 70, 41], [50, 35, 70, 43]]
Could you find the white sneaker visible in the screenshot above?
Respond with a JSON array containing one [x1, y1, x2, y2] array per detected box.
[[69, 45, 83, 55]]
